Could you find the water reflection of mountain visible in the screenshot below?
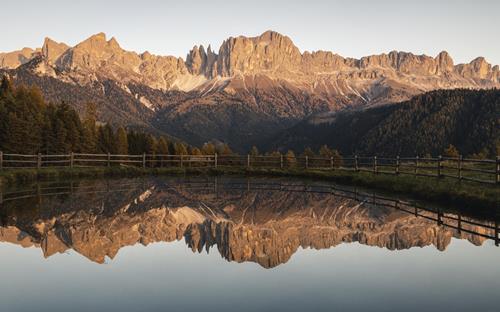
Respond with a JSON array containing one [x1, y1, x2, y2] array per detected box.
[[0, 178, 497, 268]]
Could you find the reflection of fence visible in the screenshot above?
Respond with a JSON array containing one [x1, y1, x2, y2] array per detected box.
[[1, 179, 498, 246], [0, 152, 498, 185]]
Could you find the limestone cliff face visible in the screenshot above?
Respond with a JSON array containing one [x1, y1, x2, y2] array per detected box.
[[1, 31, 499, 150], [214, 31, 302, 77], [52, 33, 191, 90], [0, 47, 37, 68], [41, 38, 69, 64], [3, 30, 498, 98], [0, 180, 490, 268]]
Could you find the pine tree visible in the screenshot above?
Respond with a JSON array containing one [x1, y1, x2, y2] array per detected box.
[[302, 147, 315, 158], [332, 149, 343, 168], [443, 144, 459, 158], [81, 102, 98, 153], [201, 142, 216, 155], [116, 127, 129, 155], [191, 147, 202, 155], [0, 75, 12, 96], [319, 145, 333, 158], [145, 134, 158, 154], [174, 142, 188, 155], [97, 125, 115, 153], [54, 118, 69, 153], [219, 144, 233, 155], [285, 150, 297, 168], [250, 146, 259, 156], [157, 136, 170, 167], [157, 137, 169, 155]]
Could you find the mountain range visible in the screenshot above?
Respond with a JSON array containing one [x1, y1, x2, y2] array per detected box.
[[0, 178, 490, 268], [1, 31, 499, 151]]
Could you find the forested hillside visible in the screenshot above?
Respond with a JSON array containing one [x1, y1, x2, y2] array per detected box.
[[0, 76, 231, 156], [270, 89, 500, 157]]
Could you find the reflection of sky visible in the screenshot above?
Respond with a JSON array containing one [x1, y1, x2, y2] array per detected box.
[[1, 0, 499, 65], [1, 239, 499, 312]]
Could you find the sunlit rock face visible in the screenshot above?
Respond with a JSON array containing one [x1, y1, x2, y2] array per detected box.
[[2, 30, 499, 99], [1, 31, 499, 150], [0, 178, 491, 268]]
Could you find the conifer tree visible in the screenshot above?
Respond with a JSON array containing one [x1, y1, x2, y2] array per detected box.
[[250, 146, 259, 156], [219, 144, 233, 155], [81, 102, 98, 153], [145, 134, 158, 154], [201, 142, 216, 155], [285, 150, 297, 168], [97, 124, 115, 153], [191, 147, 202, 155], [157, 136, 170, 167], [443, 144, 459, 158], [302, 147, 315, 158], [319, 145, 333, 158], [174, 142, 188, 155], [116, 127, 129, 155], [157, 137, 169, 155]]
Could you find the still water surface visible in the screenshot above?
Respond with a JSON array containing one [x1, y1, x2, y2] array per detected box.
[[0, 177, 498, 312]]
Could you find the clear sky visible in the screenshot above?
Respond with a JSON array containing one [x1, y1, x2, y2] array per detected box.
[[1, 0, 499, 65]]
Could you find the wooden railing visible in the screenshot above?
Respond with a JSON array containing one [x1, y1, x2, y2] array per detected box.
[[0, 151, 498, 185]]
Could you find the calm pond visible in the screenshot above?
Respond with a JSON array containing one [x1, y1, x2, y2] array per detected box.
[[0, 176, 499, 312]]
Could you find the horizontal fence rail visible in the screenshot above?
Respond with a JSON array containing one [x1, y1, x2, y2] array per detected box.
[[0, 151, 498, 185]]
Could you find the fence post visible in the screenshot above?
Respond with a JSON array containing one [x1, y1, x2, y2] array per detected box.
[[415, 156, 419, 177], [457, 214, 462, 234], [395, 156, 400, 175], [373, 156, 377, 174], [107, 153, 111, 167], [495, 220, 499, 247], [180, 155, 184, 168], [142, 153, 146, 168], [496, 156, 500, 184], [0, 151, 3, 170], [458, 155, 462, 181], [354, 155, 359, 172], [70, 152, 74, 168], [330, 157, 334, 170], [305, 156, 309, 169], [247, 154, 250, 168], [37, 153, 42, 169], [437, 155, 442, 178], [280, 154, 284, 169], [214, 153, 218, 168]]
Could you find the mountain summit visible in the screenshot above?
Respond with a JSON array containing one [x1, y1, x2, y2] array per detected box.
[[1, 31, 499, 150]]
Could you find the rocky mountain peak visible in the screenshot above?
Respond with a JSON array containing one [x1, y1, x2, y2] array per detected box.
[[435, 51, 454, 73], [0, 47, 36, 69], [186, 44, 218, 77], [455, 56, 493, 79], [186, 45, 206, 75], [55, 33, 138, 73], [73, 32, 121, 53], [41, 37, 69, 64], [215, 30, 302, 77]]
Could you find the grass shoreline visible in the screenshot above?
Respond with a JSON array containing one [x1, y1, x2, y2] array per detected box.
[[0, 166, 497, 209]]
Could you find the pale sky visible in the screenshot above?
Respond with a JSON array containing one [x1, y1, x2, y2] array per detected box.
[[1, 0, 499, 65]]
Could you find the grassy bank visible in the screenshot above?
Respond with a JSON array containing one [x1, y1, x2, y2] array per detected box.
[[0, 166, 497, 209]]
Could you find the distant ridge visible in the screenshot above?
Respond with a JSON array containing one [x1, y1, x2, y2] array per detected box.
[[1, 31, 499, 151]]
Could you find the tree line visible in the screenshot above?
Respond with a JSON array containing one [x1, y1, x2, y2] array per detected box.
[[270, 88, 500, 158], [0, 76, 235, 156], [2, 76, 487, 161]]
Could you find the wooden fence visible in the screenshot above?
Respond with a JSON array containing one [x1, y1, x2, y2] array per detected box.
[[0, 151, 498, 185]]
